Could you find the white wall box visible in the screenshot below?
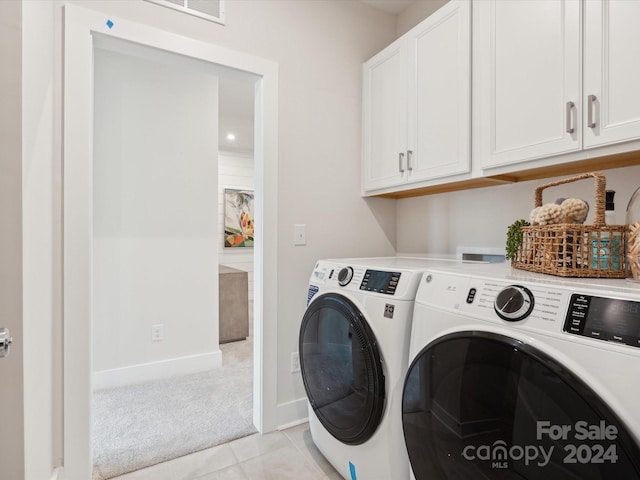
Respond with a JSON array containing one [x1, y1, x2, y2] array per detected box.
[[362, 0, 471, 195], [475, 0, 640, 171]]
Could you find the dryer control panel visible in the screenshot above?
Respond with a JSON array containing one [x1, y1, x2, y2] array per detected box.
[[327, 267, 400, 295], [310, 259, 427, 300], [360, 269, 401, 295], [564, 294, 640, 348]]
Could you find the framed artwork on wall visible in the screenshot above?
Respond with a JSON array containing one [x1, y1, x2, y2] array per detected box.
[[224, 188, 254, 248]]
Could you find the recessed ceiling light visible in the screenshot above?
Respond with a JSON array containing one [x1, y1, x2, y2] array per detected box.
[[226, 133, 236, 141]]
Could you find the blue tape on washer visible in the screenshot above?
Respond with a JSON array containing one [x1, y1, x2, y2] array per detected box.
[[349, 461, 357, 480]]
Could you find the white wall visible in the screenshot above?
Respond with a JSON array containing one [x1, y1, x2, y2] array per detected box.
[[218, 152, 254, 301], [92, 47, 221, 383], [396, 165, 640, 255]]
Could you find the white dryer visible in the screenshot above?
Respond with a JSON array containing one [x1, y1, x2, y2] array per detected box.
[[402, 262, 640, 480], [299, 257, 462, 480]]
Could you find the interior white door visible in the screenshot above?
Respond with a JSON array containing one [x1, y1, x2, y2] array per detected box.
[[0, 2, 25, 478]]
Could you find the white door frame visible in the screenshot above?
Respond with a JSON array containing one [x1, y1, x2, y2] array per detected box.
[[63, 5, 279, 479]]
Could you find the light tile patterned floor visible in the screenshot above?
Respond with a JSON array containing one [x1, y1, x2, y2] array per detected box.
[[111, 423, 342, 480]]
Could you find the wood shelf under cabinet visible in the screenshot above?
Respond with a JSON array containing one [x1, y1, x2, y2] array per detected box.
[[373, 150, 640, 199]]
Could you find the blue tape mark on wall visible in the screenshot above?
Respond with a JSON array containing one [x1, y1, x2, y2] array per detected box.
[[106, 19, 114, 29], [349, 461, 357, 480]]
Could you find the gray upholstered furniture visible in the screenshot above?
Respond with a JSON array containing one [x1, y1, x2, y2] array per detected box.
[[218, 265, 249, 343]]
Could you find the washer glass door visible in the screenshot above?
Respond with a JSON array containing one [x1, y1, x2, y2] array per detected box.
[[402, 331, 640, 480], [299, 293, 385, 445]]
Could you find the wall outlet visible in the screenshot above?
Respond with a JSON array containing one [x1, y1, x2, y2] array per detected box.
[[290, 352, 301, 373], [151, 324, 164, 342]]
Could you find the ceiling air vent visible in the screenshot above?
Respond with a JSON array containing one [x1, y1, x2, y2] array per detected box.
[[145, 0, 226, 25]]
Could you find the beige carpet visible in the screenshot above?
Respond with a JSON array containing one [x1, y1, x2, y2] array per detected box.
[[92, 336, 255, 479]]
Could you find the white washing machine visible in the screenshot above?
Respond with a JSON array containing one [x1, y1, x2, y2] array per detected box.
[[299, 257, 465, 480], [402, 262, 640, 480]]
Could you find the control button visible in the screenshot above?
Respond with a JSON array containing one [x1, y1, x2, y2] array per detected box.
[[466, 288, 477, 304], [610, 334, 627, 344], [337, 267, 354, 287], [494, 285, 535, 321]]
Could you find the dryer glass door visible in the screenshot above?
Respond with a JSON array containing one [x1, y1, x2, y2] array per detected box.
[[299, 293, 385, 445], [402, 331, 640, 480]]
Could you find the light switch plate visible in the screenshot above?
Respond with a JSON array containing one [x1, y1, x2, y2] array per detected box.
[[294, 224, 306, 246]]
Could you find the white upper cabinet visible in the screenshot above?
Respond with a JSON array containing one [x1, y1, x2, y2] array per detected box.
[[362, 0, 470, 194], [475, 0, 640, 172], [473, 0, 581, 169], [583, 0, 640, 148], [362, 39, 407, 191], [407, 0, 471, 183]]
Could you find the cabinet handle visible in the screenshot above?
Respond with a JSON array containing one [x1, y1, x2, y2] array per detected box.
[[398, 152, 405, 173], [566, 101, 575, 134], [587, 94, 597, 128], [407, 150, 413, 171]]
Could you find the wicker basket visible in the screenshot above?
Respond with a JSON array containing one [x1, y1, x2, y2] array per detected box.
[[512, 172, 628, 278]]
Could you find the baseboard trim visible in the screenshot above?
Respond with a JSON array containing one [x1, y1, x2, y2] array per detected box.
[[93, 351, 222, 390], [277, 397, 308, 429], [278, 417, 308, 431]]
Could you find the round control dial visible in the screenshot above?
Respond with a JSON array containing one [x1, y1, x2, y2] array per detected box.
[[337, 267, 354, 286], [494, 285, 534, 321]]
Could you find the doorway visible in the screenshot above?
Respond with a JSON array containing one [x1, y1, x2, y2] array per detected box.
[[90, 35, 258, 477], [63, 6, 279, 479]]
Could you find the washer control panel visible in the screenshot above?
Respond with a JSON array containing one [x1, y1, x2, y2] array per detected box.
[[416, 268, 640, 350], [564, 294, 640, 348]]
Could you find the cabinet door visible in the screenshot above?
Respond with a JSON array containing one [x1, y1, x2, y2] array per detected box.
[[362, 39, 407, 192], [474, 0, 581, 169], [407, 0, 471, 182], [584, 0, 640, 148]]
